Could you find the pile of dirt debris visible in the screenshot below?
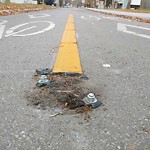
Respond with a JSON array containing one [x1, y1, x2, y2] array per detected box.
[[25, 70, 103, 114]]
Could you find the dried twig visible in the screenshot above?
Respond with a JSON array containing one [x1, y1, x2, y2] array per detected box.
[[56, 90, 74, 93], [50, 112, 63, 118]]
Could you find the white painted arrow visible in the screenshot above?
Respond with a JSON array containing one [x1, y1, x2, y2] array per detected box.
[[0, 20, 7, 39], [117, 23, 150, 39], [0, 25, 5, 39]]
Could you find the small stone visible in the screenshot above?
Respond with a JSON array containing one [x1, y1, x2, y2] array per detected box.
[[117, 146, 121, 149], [20, 131, 25, 134]]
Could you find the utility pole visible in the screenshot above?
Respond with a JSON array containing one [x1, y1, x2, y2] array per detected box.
[[112, 0, 114, 8]]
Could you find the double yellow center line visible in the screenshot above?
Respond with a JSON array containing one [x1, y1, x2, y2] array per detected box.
[[52, 14, 83, 74]]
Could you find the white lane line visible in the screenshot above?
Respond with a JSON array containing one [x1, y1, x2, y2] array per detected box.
[[117, 23, 150, 39], [0, 25, 5, 39]]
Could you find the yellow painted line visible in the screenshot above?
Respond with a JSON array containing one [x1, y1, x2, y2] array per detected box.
[[67, 14, 74, 23], [53, 43, 82, 73], [52, 14, 82, 74], [61, 30, 77, 43], [65, 23, 75, 30]]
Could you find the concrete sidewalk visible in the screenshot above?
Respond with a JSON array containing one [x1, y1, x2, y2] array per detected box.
[[87, 8, 150, 20]]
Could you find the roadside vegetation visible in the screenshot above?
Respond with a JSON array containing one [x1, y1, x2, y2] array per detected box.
[[109, 8, 150, 14], [0, 2, 56, 16]]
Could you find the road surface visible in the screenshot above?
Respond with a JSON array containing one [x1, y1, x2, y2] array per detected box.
[[0, 8, 150, 150]]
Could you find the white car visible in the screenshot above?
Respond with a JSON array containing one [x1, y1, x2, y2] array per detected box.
[[32, 0, 37, 4]]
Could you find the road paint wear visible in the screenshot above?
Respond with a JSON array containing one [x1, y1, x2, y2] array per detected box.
[[53, 14, 82, 74]]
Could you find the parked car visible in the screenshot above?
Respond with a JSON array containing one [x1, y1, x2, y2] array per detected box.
[[45, 0, 56, 6], [32, 0, 38, 4]]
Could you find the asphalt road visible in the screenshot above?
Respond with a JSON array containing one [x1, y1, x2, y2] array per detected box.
[[0, 8, 150, 150]]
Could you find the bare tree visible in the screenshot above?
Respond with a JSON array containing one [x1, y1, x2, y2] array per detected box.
[[127, 0, 131, 9]]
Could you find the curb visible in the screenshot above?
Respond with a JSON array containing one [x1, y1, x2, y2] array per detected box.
[[87, 8, 150, 23]]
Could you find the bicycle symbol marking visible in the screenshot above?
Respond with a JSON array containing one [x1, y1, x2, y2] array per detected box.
[[81, 15, 100, 21], [0, 20, 8, 25], [0, 20, 55, 39], [28, 14, 50, 19]]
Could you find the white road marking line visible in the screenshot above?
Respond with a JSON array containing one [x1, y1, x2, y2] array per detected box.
[[0, 25, 5, 39], [118, 23, 127, 31], [117, 23, 150, 39], [28, 14, 50, 19], [81, 15, 100, 21], [103, 16, 116, 20], [0, 20, 7, 39], [5, 21, 55, 37], [89, 15, 101, 20], [5, 26, 36, 37], [0, 20, 8, 25], [103, 16, 121, 21]]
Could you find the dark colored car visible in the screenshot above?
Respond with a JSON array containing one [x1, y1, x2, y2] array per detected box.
[[45, 0, 56, 5]]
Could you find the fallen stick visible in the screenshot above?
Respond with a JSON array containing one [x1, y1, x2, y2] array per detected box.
[[50, 112, 63, 118], [56, 90, 74, 93]]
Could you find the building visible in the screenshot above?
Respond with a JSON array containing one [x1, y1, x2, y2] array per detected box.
[[112, 0, 143, 9], [112, 0, 125, 8], [130, 0, 141, 9]]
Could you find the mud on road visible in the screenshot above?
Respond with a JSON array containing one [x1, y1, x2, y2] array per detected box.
[[25, 73, 103, 115]]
